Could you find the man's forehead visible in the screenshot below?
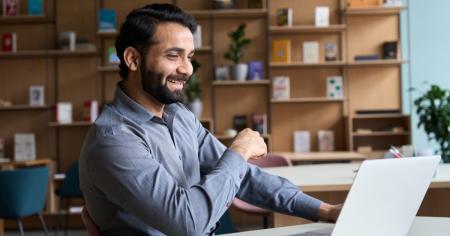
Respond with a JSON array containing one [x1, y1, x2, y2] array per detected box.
[[153, 23, 194, 47]]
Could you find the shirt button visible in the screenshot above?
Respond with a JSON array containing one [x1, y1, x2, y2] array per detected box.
[[239, 173, 244, 179]]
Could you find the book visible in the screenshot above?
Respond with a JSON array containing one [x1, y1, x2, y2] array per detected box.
[[327, 76, 344, 99], [28, 0, 43, 15], [98, 9, 117, 33], [56, 102, 73, 124], [325, 42, 337, 61], [318, 130, 335, 151], [276, 8, 293, 27], [83, 100, 99, 122], [58, 31, 76, 51], [2, 33, 17, 52], [108, 47, 120, 64], [382, 41, 398, 59], [0, 138, 4, 158], [29, 85, 45, 106], [233, 115, 247, 132], [293, 131, 310, 153], [14, 133, 36, 161], [3, 0, 19, 16], [247, 61, 263, 80], [272, 76, 290, 100], [194, 25, 202, 49], [271, 39, 291, 63], [315, 6, 329, 27], [354, 54, 380, 61], [251, 113, 267, 135], [303, 41, 319, 63], [215, 65, 230, 80]]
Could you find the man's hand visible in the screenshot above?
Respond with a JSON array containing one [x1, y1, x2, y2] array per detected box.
[[229, 128, 267, 161], [318, 203, 343, 223]]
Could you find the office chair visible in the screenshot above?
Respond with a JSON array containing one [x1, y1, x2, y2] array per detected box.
[[81, 206, 102, 236], [232, 154, 292, 229], [0, 166, 50, 236]]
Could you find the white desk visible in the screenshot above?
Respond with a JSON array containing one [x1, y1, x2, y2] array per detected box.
[[262, 163, 450, 226], [225, 217, 450, 236]]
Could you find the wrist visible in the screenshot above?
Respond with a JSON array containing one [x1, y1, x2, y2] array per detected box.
[[318, 203, 332, 222]]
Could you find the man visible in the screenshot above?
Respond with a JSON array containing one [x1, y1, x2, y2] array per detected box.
[[79, 3, 341, 236]]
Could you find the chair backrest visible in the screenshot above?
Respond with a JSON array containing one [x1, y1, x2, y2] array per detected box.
[[0, 166, 49, 218], [81, 206, 102, 236], [58, 162, 83, 198], [248, 153, 292, 168]]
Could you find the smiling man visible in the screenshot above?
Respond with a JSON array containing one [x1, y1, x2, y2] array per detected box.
[[79, 4, 340, 236]]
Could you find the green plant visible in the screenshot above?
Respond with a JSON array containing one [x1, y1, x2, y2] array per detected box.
[[414, 84, 450, 163], [185, 60, 202, 103], [224, 24, 251, 64]]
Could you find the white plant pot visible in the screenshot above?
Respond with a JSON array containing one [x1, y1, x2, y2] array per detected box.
[[189, 99, 203, 118], [232, 64, 248, 81]]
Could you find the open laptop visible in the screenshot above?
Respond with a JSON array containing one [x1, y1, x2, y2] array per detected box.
[[293, 155, 441, 236]]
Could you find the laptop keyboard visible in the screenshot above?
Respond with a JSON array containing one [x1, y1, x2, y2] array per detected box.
[[288, 226, 334, 236]]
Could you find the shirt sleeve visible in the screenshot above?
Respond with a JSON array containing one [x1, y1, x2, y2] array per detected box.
[[86, 125, 248, 236], [194, 117, 323, 222]]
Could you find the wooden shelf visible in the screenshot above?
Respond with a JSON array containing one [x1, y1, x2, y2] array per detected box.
[[97, 65, 119, 72], [188, 10, 211, 19], [272, 151, 367, 162], [343, 6, 407, 16], [195, 46, 212, 53], [352, 113, 408, 119], [0, 15, 53, 24], [271, 97, 345, 103], [269, 25, 346, 34], [212, 9, 267, 18], [0, 49, 97, 58], [352, 131, 410, 137], [0, 105, 50, 111], [270, 61, 345, 68], [212, 80, 270, 86], [48, 121, 92, 127], [215, 134, 270, 140], [346, 59, 406, 67], [97, 31, 118, 38]]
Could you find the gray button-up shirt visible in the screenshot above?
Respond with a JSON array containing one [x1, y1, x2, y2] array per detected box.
[[79, 84, 322, 236]]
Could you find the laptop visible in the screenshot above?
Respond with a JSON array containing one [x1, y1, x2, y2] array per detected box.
[[292, 156, 441, 236]]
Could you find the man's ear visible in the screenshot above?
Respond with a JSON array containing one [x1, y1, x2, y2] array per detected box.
[[123, 47, 140, 72]]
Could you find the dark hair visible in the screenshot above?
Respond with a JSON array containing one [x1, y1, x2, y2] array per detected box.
[[115, 4, 197, 79]]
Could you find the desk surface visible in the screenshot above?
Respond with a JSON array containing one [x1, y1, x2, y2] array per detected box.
[[225, 217, 450, 236], [263, 162, 450, 192], [272, 152, 367, 162]]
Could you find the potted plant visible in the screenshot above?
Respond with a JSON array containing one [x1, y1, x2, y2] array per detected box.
[[185, 60, 203, 118], [224, 24, 251, 81], [414, 84, 450, 163]]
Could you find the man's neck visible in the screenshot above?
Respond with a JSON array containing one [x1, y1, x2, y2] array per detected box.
[[121, 80, 165, 118]]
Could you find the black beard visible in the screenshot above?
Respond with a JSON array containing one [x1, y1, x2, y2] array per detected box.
[[140, 64, 187, 104]]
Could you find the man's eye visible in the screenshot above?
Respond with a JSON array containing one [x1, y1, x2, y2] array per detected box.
[[167, 54, 178, 59]]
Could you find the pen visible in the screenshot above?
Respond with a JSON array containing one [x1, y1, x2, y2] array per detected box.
[[389, 146, 403, 158]]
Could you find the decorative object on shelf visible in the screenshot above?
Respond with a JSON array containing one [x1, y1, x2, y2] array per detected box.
[[251, 113, 267, 135], [98, 9, 117, 33], [0, 138, 4, 158], [224, 128, 237, 137], [303, 41, 319, 63], [28, 0, 43, 15], [346, 0, 381, 8], [327, 76, 344, 99], [2, 33, 17, 52], [276, 8, 293, 27], [56, 102, 73, 124], [75, 38, 96, 51], [293, 130, 311, 153], [0, 99, 12, 107], [213, 0, 235, 9], [325, 42, 337, 61], [357, 145, 373, 153], [214, 65, 230, 81], [271, 39, 291, 63], [107, 47, 120, 65], [382, 41, 398, 59], [14, 133, 36, 162], [233, 115, 247, 132], [2, 0, 19, 16], [354, 54, 380, 61], [193, 25, 202, 49], [83, 100, 99, 123], [224, 24, 251, 81], [248, 0, 263, 9], [413, 84, 450, 163], [272, 76, 290, 100], [58, 31, 76, 51], [29, 85, 45, 106], [247, 61, 263, 80], [356, 128, 372, 134], [383, 0, 402, 7], [185, 60, 203, 118], [315, 6, 330, 27], [318, 130, 335, 151]]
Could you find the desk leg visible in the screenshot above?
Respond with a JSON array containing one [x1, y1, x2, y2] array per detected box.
[[47, 161, 57, 213], [0, 219, 4, 236]]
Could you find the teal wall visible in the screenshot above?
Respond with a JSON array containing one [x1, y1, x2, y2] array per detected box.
[[401, 0, 450, 152]]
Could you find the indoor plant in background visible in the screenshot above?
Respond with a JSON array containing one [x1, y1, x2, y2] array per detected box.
[[414, 84, 450, 163], [185, 60, 203, 118], [224, 24, 251, 81]]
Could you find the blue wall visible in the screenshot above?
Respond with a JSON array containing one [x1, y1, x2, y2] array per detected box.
[[401, 0, 450, 152]]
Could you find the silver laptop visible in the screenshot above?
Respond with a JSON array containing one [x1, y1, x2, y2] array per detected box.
[[292, 156, 441, 236]]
